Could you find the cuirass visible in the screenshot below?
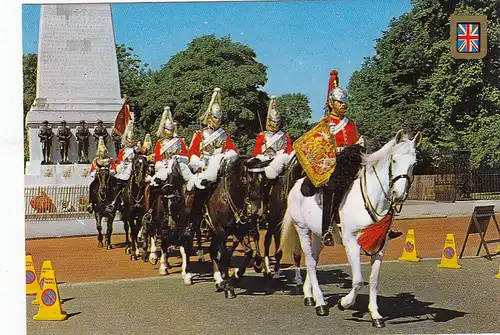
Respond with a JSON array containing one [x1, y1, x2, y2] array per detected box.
[[161, 137, 183, 159], [263, 131, 287, 154], [96, 157, 111, 168], [202, 128, 227, 156]]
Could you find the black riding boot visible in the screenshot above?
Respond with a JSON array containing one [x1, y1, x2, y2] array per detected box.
[[388, 229, 403, 239]]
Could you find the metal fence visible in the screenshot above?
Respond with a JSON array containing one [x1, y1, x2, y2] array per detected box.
[[470, 168, 500, 200], [25, 185, 93, 221]]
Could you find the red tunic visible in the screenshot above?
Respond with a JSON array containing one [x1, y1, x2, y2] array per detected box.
[[251, 132, 293, 157], [89, 157, 117, 174], [329, 115, 360, 148], [188, 130, 239, 159], [153, 138, 188, 163]]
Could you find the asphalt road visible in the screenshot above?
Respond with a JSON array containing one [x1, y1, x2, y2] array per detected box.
[[26, 257, 500, 335]]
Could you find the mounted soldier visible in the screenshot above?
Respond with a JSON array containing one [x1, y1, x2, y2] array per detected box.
[[115, 118, 139, 196], [294, 70, 401, 246], [251, 96, 294, 227], [146, 106, 191, 213], [87, 136, 117, 213], [187, 87, 239, 190]]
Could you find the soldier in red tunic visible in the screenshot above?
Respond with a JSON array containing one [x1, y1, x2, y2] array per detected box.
[[187, 87, 238, 190], [322, 70, 401, 245]]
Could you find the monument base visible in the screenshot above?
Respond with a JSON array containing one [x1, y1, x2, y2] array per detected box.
[[24, 163, 92, 186]]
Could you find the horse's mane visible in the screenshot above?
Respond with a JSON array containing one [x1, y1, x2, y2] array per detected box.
[[362, 135, 413, 168], [225, 156, 246, 179]]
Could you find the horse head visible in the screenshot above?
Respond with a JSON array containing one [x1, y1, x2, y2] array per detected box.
[[132, 154, 149, 186], [387, 130, 421, 203]]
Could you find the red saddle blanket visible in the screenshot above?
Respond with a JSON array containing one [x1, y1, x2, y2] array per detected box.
[[357, 214, 393, 254]]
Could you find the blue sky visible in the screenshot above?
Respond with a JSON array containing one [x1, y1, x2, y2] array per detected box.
[[22, 0, 413, 121]]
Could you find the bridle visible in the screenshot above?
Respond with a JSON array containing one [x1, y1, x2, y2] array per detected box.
[[361, 154, 415, 222]]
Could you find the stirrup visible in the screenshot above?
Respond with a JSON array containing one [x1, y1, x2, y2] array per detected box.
[[322, 225, 334, 246], [322, 232, 334, 247]]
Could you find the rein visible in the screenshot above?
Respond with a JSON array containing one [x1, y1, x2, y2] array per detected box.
[[359, 154, 414, 256], [221, 162, 249, 226]]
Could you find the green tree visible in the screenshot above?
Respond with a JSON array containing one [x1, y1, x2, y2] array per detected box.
[[137, 35, 268, 154], [348, 0, 500, 170], [23, 53, 37, 162], [116, 44, 150, 115], [275, 93, 313, 140]]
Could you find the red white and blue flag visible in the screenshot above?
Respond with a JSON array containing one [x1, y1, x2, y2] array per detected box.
[[457, 23, 480, 53]]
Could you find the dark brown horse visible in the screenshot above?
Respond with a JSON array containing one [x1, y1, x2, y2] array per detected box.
[[120, 154, 150, 260], [89, 165, 119, 249], [187, 156, 262, 298], [246, 156, 304, 286]]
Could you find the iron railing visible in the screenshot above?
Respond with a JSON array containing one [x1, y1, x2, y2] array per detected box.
[[25, 185, 92, 221]]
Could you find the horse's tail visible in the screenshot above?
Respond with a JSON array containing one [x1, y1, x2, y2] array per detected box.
[[278, 207, 301, 260]]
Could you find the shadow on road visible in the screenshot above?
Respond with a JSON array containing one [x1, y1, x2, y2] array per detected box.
[[326, 292, 467, 325]]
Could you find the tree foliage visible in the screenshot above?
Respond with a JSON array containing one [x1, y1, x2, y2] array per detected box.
[[136, 35, 269, 153], [348, 0, 500, 170], [23, 53, 37, 162], [275, 93, 313, 141]]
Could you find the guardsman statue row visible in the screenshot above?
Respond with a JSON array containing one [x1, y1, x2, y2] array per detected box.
[[187, 87, 239, 190]]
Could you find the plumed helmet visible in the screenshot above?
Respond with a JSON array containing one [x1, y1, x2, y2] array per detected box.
[[157, 106, 176, 137], [201, 87, 223, 125], [96, 136, 109, 157], [266, 96, 280, 130], [327, 69, 348, 103]]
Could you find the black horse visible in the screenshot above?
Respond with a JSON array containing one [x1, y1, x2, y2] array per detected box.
[[89, 165, 119, 249], [149, 158, 198, 282], [120, 154, 151, 259]]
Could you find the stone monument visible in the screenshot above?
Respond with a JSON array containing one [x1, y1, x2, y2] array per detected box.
[[25, 4, 123, 185]]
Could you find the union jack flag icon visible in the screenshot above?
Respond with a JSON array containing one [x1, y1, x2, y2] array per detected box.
[[457, 23, 480, 53]]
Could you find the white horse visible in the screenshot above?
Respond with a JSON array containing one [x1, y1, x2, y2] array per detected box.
[[280, 130, 421, 328]]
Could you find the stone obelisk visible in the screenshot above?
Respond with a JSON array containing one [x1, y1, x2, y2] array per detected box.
[[25, 4, 123, 185]]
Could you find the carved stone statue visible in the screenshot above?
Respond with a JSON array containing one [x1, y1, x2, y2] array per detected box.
[[76, 120, 91, 164], [38, 120, 54, 165], [57, 120, 72, 164], [111, 131, 122, 159], [93, 119, 109, 147]]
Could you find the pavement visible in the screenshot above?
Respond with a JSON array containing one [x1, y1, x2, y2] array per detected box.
[[25, 200, 500, 239], [26, 257, 500, 335]]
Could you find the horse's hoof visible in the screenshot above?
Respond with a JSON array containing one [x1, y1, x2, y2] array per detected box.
[[337, 300, 346, 311], [304, 297, 315, 307], [149, 257, 158, 265], [106, 244, 112, 250], [215, 283, 223, 292], [224, 289, 236, 299], [371, 318, 386, 328], [125, 247, 131, 255], [98, 242, 103, 248], [159, 268, 168, 276], [315, 305, 330, 317], [130, 255, 138, 261]]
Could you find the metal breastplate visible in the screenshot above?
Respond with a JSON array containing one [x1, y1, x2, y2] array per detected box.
[[96, 157, 111, 169], [263, 131, 287, 155], [201, 128, 227, 158], [162, 137, 182, 159]]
